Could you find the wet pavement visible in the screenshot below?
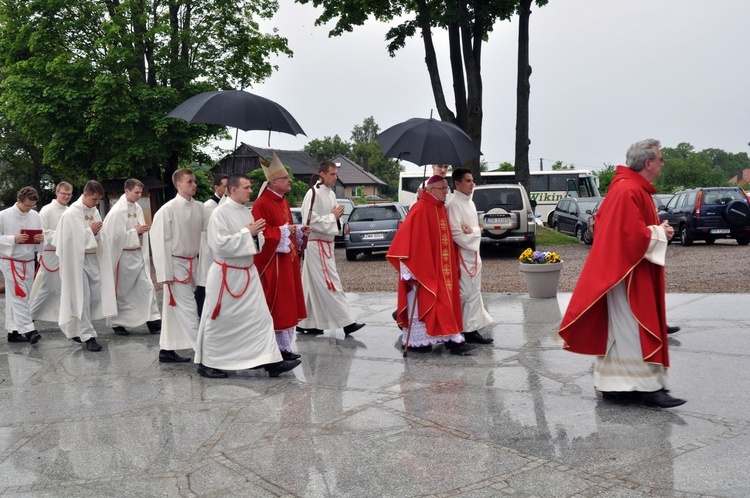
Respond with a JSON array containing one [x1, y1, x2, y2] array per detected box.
[[0, 291, 748, 497]]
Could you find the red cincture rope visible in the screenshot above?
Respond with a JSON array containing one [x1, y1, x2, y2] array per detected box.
[[313, 240, 336, 291], [167, 255, 195, 307], [1, 257, 33, 298], [36, 249, 59, 278], [458, 250, 479, 278], [210, 260, 251, 320]]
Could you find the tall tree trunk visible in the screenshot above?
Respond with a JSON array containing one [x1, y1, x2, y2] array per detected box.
[[418, 0, 454, 123], [461, 13, 483, 180], [514, 0, 532, 196]]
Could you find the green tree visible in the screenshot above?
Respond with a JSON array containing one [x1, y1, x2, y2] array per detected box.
[[551, 160, 573, 170], [493, 161, 514, 172], [304, 135, 352, 161], [349, 117, 401, 193], [0, 0, 291, 200], [295, 0, 548, 181], [594, 163, 616, 194]]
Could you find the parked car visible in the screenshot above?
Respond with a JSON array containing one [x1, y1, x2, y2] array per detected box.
[[653, 194, 673, 210], [364, 194, 383, 201], [335, 198, 355, 246], [583, 198, 603, 245], [472, 184, 537, 250], [550, 197, 603, 242], [658, 187, 750, 246], [344, 202, 409, 261], [290, 207, 302, 225]]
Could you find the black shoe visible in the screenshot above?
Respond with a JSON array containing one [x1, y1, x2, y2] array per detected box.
[[112, 326, 129, 336], [463, 331, 493, 344], [643, 389, 686, 408], [343, 322, 365, 335], [8, 331, 28, 343], [406, 345, 433, 353], [265, 359, 301, 377], [159, 349, 191, 363], [72, 337, 82, 343], [392, 310, 398, 321], [147, 320, 162, 334], [666, 325, 680, 334], [281, 351, 301, 361], [85, 338, 102, 352], [296, 326, 324, 335], [24, 330, 41, 344], [197, 363, 228, 379], [445, 342, 478, 356], [601, 391, 639, 403]]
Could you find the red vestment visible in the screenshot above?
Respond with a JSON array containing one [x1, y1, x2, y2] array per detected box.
[[559, 166, 669, 366], [386, 193, 463, 336], [252, 189, 307, 330]]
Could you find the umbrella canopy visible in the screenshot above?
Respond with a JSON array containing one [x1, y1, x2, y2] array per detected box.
[[166, 90, 305, 136], [375, 117, 481, 166]]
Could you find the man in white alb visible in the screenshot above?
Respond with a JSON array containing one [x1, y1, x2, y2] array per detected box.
[[195, 173, 301, 378], [446, 168, 494, 344], [0, 187, 44, 344], [297, 161, 364, 336], [101, 178, 161, 336], [195, 173, 227, 316], [150, 168, 209, 363], [29, 182, 72, 324], [55, 180, 117, 351]]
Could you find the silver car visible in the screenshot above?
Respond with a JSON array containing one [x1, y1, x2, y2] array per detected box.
[[344, 202, 408, 261]]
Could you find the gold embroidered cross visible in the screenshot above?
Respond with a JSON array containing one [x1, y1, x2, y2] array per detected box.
[[84, 215, 94, 221]]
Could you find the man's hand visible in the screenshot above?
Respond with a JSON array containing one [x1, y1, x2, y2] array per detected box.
[[33, 233, 44, 243], [14, 232, 29, 244], [247, 218, 266, 236], [332, 205, 345, 219], [301, 225, 312, 236], [90, 221, 103, 235], [135, 223, 149, 235], [661, 220, 674, 240], [461, 223, 473, 234]]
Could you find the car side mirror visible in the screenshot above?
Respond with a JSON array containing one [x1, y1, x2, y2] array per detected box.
[[530, 199, 537, 209], [585, 209, 592, 214]]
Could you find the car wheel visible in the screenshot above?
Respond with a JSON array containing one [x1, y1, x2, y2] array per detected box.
[[345, 250, 358, 261], [552, 221, 559, 232], [583, 228, 593, 245], [723, 200, 750, 226], [575, 226, 584, 242], [704, 236, 716, 245], [737, 237, 750, 246], [680, 225, 693, 246]]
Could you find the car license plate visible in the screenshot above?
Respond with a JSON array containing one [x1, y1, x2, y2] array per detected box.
[[484, 215, 510, 225], [363, 233, 385, 240], [710, 228, 730, 234]]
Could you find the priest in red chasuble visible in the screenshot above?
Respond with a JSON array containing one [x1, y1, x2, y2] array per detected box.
[[559, 138, 685, 408], [386, 175, 475, 355], [252, 153, 308, 361]]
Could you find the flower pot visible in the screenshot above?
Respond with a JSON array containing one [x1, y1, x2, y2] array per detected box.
[[519, 262, 563, 298]]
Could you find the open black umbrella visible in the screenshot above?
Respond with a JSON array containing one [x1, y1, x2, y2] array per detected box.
[[375, 117, 481, 167], [166, 90, 306, 147]]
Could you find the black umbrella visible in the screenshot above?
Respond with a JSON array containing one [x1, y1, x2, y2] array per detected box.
[[375, 117, 481, 167], [166, 90, 306, 147]]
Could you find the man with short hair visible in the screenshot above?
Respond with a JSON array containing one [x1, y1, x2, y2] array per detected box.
[[0, 187, 44, 344], [101, 179, 161, 336], [252, 153, 308, 359], [55, 180, 117, 351], [29, 182, 72, 324], [446, 168, 494, 344], [195, 173, 301, 378], [560, 139, 685, 408], [150, 168, 209, 363], [297, 161, 365, 336], [387, 175, 474, 355], [195, 173, 228, 315]]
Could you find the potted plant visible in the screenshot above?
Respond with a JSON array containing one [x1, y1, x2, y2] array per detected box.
[[518, 248, 563, 298]]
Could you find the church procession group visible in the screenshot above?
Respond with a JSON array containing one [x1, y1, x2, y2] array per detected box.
[[1, 139, 686, 408]]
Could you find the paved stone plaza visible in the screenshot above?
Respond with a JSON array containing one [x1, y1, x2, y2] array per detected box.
[[0, 291, 748, 497]]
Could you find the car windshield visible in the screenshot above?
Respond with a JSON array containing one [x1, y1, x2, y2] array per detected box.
[[350, 206, 399, 222], [472, 189, 523, 212]]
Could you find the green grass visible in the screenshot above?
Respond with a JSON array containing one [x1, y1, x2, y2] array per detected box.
[[536, 226, 581, 246]]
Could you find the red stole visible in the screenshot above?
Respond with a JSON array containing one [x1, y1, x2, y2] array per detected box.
[[559, 166, 669, 366], [386, 193, 463, 336], [251, 189, 307, 330]]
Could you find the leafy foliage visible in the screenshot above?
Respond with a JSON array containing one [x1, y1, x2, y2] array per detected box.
[[0, 0, 291, 200]]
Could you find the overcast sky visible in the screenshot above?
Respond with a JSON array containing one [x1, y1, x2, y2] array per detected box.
[[218, 0, 750, 173]]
